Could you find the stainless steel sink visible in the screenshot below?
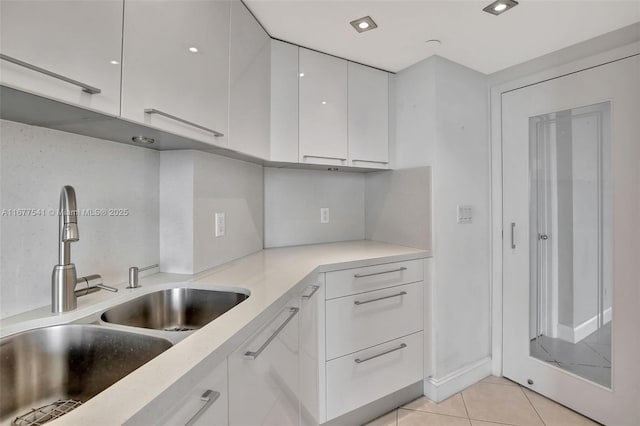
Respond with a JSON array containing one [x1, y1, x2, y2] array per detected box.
[[100, 288, 249, 331], [0, 324, 172, 424]]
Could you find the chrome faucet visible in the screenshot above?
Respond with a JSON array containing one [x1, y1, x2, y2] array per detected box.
[[51, 186, 117, 313]]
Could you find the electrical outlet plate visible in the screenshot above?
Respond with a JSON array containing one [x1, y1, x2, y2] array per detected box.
[[320, 208, 330, 224], [215, 212, 225, 237], [457, 205, 472, 224]]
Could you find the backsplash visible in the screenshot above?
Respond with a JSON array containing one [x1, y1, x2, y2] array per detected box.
[[0, 120, 160, 318], [264, 167, 365, 248]]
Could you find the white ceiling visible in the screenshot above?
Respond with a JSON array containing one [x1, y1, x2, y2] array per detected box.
[[244, 0, 640, 74]]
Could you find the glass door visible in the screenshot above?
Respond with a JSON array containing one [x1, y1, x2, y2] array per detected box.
[[529, 102, 612, 388], [501, 54, 639, 425]]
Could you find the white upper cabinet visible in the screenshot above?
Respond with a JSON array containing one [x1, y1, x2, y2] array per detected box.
[[298, 48, 348, 167], [348, 63, 390, 169], [228, 0, 271, 159], [121, 0, 230, 146], [0, 0, 123, 116], [270, 40, 299, 163]]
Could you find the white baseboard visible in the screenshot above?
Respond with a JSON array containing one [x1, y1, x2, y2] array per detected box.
[[556, 308, 612, 344], [423, 357, 492, 403]]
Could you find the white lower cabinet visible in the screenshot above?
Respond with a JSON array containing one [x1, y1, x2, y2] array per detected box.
[[326, 331, 424, 420], [300, 279, 323, 426], [228, 299, 301, 426], [125, 357, 228, 426]]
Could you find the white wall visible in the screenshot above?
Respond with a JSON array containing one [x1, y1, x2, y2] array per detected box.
[[0, 120, 160, 318], [160, 150, 263, 274], [392, 56, 491, 378], [263, 167, 365, 248], [365, 167, 431, 250]]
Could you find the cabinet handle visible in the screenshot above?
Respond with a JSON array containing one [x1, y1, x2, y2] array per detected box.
[[354, 291, 407, 306], [243, 307, 299, 360], [510, 222, 516, 249], [355, 343, 407, 364], [0, 53, 101, 94], [184, 389, 220, 426], [353, 267, 407, 278], [144, 108, 224, 137], [301, 285, 320, 299], [302, 155, 347, 161], [351, 159, 389, 165]]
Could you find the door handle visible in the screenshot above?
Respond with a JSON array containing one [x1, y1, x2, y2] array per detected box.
[[243, 307, 299, 360], [184, 389, 220, 426], [511, 222, 516, 249]]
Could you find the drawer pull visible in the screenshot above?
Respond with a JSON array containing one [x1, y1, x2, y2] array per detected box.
[[302, 285, 320, 299], [0, 53, 101, 94], [144, 108, 224, 137], [354, 291, 407, 306], [303, 155, 347, 161], [351, 159, 389, 165], [184, 389, 220, 426], [353, 267, 407, 278], [355, 343, 407, 364], [244, 307, 299, 360]]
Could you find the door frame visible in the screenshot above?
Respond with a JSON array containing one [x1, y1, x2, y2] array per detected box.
[[489, 40, 640, 376]]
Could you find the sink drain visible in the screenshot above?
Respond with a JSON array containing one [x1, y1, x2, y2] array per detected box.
[[13, 399, 83, 426]]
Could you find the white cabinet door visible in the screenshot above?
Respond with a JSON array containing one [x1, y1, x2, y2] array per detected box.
[[270, 40, 299, 163], [228, 0, 270, 159], [300, 278, 323, 426], [125, 358, 228, 426], [348, 63, 389, 169], [0, 0, 123, 115], [298, 48, 348, 166], [121, 0, 229, 146], [229, 300, 300, 426]]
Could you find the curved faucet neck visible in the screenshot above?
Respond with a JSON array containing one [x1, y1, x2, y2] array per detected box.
[[58, 186, 78, 265]]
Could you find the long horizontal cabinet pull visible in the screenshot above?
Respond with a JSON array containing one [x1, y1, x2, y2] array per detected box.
[[353, 266, 407, 278], [302, 155, 347, 161], [351, 159, 389, 165], [0, 53, 101, 94], [355, 343, 407, 364], [243, 307, 299, 360], [302, 285, 320, 299], [184, 389, 220, 426], [354, 291, 407, 306], [144, 108, 224, 137]]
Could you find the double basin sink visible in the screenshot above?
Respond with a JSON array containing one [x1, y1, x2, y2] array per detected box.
[[0, 287, 248, 424]]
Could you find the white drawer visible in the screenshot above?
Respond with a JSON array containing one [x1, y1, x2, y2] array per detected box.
[[325, 281, 423, 360], [326, 331, 423, 420], [325, 259, 423, 299]]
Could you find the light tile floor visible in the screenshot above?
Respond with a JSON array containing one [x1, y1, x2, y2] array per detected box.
[[364, 376, 600, 426]]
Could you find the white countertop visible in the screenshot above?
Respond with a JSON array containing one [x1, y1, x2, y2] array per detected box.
[[1, 240, 430, 425]]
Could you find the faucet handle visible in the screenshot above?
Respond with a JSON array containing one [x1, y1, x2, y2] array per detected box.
[[74, 274, 118, 297], [128, 264, 159, 289]]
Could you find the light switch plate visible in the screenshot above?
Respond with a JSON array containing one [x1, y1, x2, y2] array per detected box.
[[457, 205, 472, 224], [320, 208, 330, 224], [215, 212, 225, 237]]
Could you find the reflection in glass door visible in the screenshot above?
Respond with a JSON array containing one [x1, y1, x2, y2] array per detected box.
[[528, 102, 612, 388]]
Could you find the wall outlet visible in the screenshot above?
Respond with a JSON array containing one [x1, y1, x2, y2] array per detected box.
[[215, 212, 226, 237], [320, 207, 330, 224], [457, 205, 472, 224]]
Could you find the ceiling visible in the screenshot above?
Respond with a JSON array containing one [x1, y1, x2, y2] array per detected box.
[[244, 0, 640, 74]]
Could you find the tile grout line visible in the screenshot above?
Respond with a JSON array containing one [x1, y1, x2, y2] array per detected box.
[[398, 407, 470, 420], [519, 386, 547, 426], [459, 391, 471, 419]]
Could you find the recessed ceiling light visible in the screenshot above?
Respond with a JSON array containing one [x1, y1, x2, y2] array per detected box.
[[299, 72, 305, 77], [188, 47, 199, 53], [321, 101, 327, 105], [350, 16, 377, 33], [425, 39, 442, 47], [483, 0, 518, 15], [109, 60, 119, 65], [131, 136, 155, 145]]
